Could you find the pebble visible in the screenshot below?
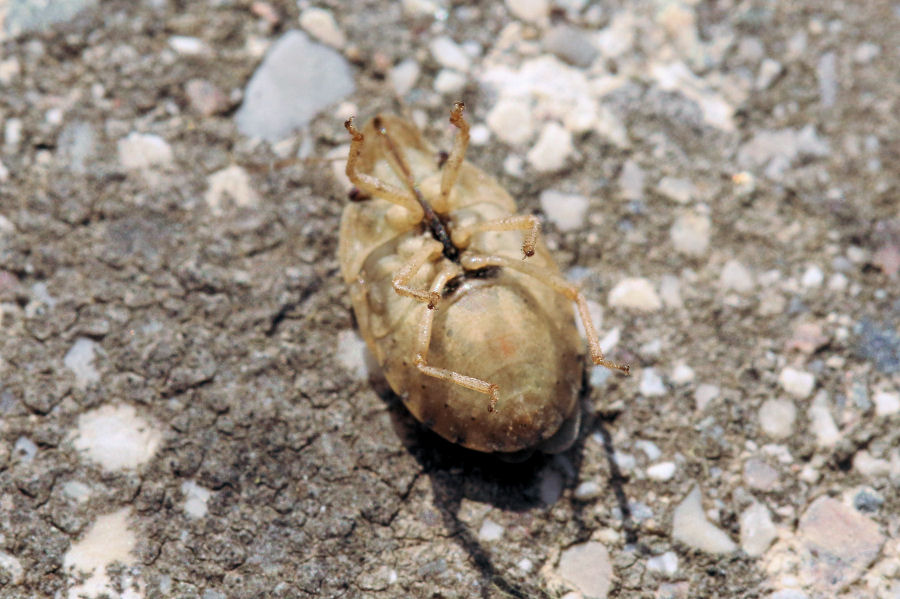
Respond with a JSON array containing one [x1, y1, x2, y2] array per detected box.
[[742, 458, 779, 491], [758, 398, 796, 439], [852, 450, 891, 478], [63, 480, 92, 503], [389, 59, 420, 97], [855, 319, 900, 374], [650, 61, 735, 132], [608, 278, 662, 312], [64, 337, 101, 388], [719, 259, 755, 293], [57, 120, 97, 173], [182, 480, 212, 519], [656, 176, 696, 204], [433, 69, 466, 95], [784, 322, 828, 355], [478, 519, 504, 541], [739, 502, 777, 557], [299, 7, 345, 49], [0, 551, 23, 585], [117, 132, 174, 170], [797, 497, 884, 594], [640, 368, 667, 397], [646, 551, 679, 576], [506, 0, 549, 23], [544, 25, 598, 67], [694, 384, 719, 411], [168, 35, 208, 56], [336, 329, 368, 380], [526, 122, 574, 172], [13, 436, 37, 464], [778, 367, 815, 399], [619, 160, 645, 201], [671, 363, 695, 384], [755, 58, 783, 90], [73, 404, 162, 472], [816, 51, 837, 108], [853, 42, 880, 63], [574, 481, 603, 500], [635, 440, 661, 461], [873, 390, 900, 416], [429, 36, 471, 72], [63, 509, 137, 599], [659, 275, 683, 309], [647, 462, 676, 481], [486, 98, 534, 145], [557, 542, 613, 599], [539, 190, 589, 231], [800, 265, 824, 288], [205, 165, 260, 213], [670, 211, 711, 257], [808, 392, 841, 448], [852, 487, 883, 513], [185, 78, 229, 116], [235, 31, 354, 142], [672, 486, 737, 554]]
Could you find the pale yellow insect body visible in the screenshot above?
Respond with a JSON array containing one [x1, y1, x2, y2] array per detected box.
[[339, 104, 627, 455]]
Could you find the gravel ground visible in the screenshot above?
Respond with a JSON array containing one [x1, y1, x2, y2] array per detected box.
[[1, 1, 899, 598]]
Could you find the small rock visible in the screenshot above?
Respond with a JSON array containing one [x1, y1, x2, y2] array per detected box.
[[608, 278, 662, 312], [797, 497, 884, 594], [57, 120, 97, 173], [336, 329, 368, 379], [853, 42, 880, 63], [117, 132, 173, 170], [299, 7, 345, 49], [755, 58, 783, 90], [182, 480, 211, 519], [855, 319, 900, 374], [671, 363, 695, 384], [429, 36, 471, 72], [168, 35, 209, 56], [478, 519, 504, 541], [527, 122, 574, 172], [758, 398, 796, 439], [852, 450, 891, 478], [487, 98, 534, 145], [506, 0, 549, 23], [558, 542, 613, 599], [640, 368, 666, 397], [389, 59, 420, 97], [73, 404, 162, 472], [573, 481, 602, 500], [64, 337, 100, 388], [205, 165, 260, 213], [873, 390, 900, 416], [852, 487, 883, 513], [817, 51, 837, 107], [800, 265, 824, 288], [872, 244, 900, 278], [719, 259, 755, 293], [235, 31, 354, 142], [635, 440, 661, 461], [739, 502, 777, 557], [670, 211, 711, 257], [778, 367, 815, 399], [63, 481, 92, 503], [672, 486, 737, 554], [185, 79, 228, 116], [619, 160, 645, 201], [539, 190, 589, 231], [647, 462, 676, 481], [742, 458, 779, 491], [694, 384, 719, 411], [13, 437, 37, 464], [646, 551, 678, 576], [433, 69, 466, 95], [808, 392, 841, 448], [544, 25, 597, 67], [656, 176, 696, 204], [659, 275, 683, 309], [784, 322, 828, 354]]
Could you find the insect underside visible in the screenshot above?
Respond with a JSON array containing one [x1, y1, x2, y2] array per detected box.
[[339, 103, 628, 454]]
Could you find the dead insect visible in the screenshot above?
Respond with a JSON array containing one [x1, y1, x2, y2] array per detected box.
[[339, 102, 628, 456]]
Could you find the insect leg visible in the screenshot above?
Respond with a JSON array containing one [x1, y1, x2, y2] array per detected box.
[[450, 214, 542, 258], [436, 102, 469, 213], [460, 253, 630, 375], [345, 118, 424, 222], [413, 263, 502, 412], [392, 239, 445, 309]]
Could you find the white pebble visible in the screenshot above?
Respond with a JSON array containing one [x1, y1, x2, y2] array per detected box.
[[671, 363, 695, 384], [478, 518, 504, 542], [299, 7, 345, 49], [429, 36, 471, 72], [873, 391, 900, 417], [635, 440, 661, 461], [808, 392, 841, 448], [656, 176, 695, 204], [527, 122, 574, 173], [14, 436, 37, 463], [557, 542, 612, 599], [389, 59, 420, 97], [181, 480, 211, 519], [64, 337, 100, 388], [574, 481, 602, 500], [853, 42, 880, 64], [614, 452, 636, 472], [853, 450, 891, 478], [758, 398, 796, 439], [117, 132, 173, 170], [640, 368, 666, 397], [168, 35, 208, 55], [505, 0, 549, 23], [63, 480, 92, 503], [670, 211, 711, 257], [73, 404, 162, 472], [828, 272, 848, 291], [486, 98, 534, 145], [608, 278, 662, 312], [719, 259, 755, 293], [755, 58, 783, 90], [779, 367, 815, 399], [517, 558, 533, 572], [4, 118, 22, 149], [646, 551, 678, 575], [647, 461, 676, 481], [469, 124, 490, 146], [801, 265, 824, 288], [433, 69, 466, 95], [336, 329, 368, 379], [205, 165, 259, 214], [672, 486, 737, 554], [659, 274, 683, 309], [619, 160, 645, 201], [63, 509, 137, 599], [739, 502, 777, 557], [694, 384, 719, 411], [540, 190, 589, 231]]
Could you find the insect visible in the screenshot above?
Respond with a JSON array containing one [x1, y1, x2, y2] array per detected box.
[[339, 102, 629, 455]]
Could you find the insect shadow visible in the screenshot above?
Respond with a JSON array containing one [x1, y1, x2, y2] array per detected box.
[[371, 362, 639, 598]]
